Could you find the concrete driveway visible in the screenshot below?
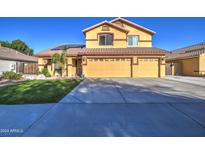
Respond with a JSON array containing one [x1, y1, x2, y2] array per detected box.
[[20, 78, 205, 137]]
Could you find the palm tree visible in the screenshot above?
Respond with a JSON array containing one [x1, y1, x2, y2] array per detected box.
[[51, 49, 67, 77]]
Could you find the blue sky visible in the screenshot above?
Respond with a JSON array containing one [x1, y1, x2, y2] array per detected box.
[[0, 17, 205, 53]]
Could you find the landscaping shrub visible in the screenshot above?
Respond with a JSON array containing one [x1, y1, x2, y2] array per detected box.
[[2, 71, 22, 80], [40, 68, 51, 77]]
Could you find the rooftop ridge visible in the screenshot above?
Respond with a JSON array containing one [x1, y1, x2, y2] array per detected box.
[[172, 41, 205, 52], [0, 46, 37, 62]]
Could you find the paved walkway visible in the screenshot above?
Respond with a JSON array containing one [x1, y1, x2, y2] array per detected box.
[[20, 78, 205, 137], [0, 79, 24, 87]]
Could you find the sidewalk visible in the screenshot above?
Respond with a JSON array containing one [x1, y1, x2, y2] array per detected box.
[[0, 79, 24, 87], [165, 76, 205, 87]]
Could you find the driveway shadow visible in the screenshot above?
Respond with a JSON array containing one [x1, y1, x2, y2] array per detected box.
[[61, 78, 205, 104]]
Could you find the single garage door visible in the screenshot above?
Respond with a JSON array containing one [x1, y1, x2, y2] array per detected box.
[[86, 58, 131, 77], [137, 58, 159, 77]]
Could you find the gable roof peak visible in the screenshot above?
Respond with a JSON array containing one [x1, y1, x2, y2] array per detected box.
[[82, 20, 129, 34], [110, 17, 156, 35], [112, 17, 122, 19]]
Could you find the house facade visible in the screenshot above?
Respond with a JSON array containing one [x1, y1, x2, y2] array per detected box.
[[166, 42, 205, 76], [36, 17, 166, 78], [0, 44, 38, 75], [84, 18, 153, 48]]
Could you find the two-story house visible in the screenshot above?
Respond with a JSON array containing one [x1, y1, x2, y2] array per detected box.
[[35, 17, 167, 78]]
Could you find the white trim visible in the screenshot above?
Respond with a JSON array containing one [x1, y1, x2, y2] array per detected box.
[[127, 36, 139, 47]]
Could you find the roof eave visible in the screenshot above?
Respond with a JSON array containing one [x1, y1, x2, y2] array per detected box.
[[166, 55, 200, 61], [0, 56, 37, 62]]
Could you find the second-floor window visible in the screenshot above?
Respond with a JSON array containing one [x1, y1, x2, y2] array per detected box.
[[99, 34, 113, 46], [127, 36, 138, 46]]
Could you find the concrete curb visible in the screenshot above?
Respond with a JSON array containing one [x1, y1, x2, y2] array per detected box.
[[58, 79, 86, 103]]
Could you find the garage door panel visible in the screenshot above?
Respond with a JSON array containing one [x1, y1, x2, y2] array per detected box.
[[137, 58, 159, 77], [86, 58, 131, 77]]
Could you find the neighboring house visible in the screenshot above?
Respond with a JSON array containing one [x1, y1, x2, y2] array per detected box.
[[0, 44, 38, 75], [35, 17, 167, 78], [166, 42, 205, 76]]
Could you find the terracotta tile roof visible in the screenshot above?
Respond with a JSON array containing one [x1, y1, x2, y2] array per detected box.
[[35, 47, 166, 57], [0, 46, 38, 62], [166, 42, 205, 60], [79, 47, 166, 56], [35, 48, 80, 57], [82, 21, 129, 34]]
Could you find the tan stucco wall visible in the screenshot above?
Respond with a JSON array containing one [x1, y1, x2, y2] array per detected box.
[[38, 57, 53, 75], [85, 22, 153, 48], [86, 26, 127, 40], [165, 61, 182, 76], [85, 25, 127, 48], [181, 57, 199, 76], [137, 41, 152, 47], [166, 57, 200, 76], [67, 57, 76, 77], [199, 54, 205, 75], [38, 58, 44, 65], [160, 58, 166, 77], [47, 65, 53, 76], [86, 40, 127, 48], [38, 58, 44, 72], [172, 62, 182, 75], [113, 21, 152, 47]]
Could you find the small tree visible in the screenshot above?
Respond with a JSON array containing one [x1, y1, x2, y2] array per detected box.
[[51, 49, 67, 77], [51, 53, 61, 64], [60, 49, 67, 76], [0, 39, 34, 55]]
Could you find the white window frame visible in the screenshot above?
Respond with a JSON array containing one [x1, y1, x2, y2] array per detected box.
[[127, 36, 139, 47]]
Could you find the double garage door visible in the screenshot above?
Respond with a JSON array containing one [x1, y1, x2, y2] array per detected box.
[[86, 58, 159, 77]]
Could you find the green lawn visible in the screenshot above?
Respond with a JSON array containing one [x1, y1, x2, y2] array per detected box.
[[0, 79, 81, 105]]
